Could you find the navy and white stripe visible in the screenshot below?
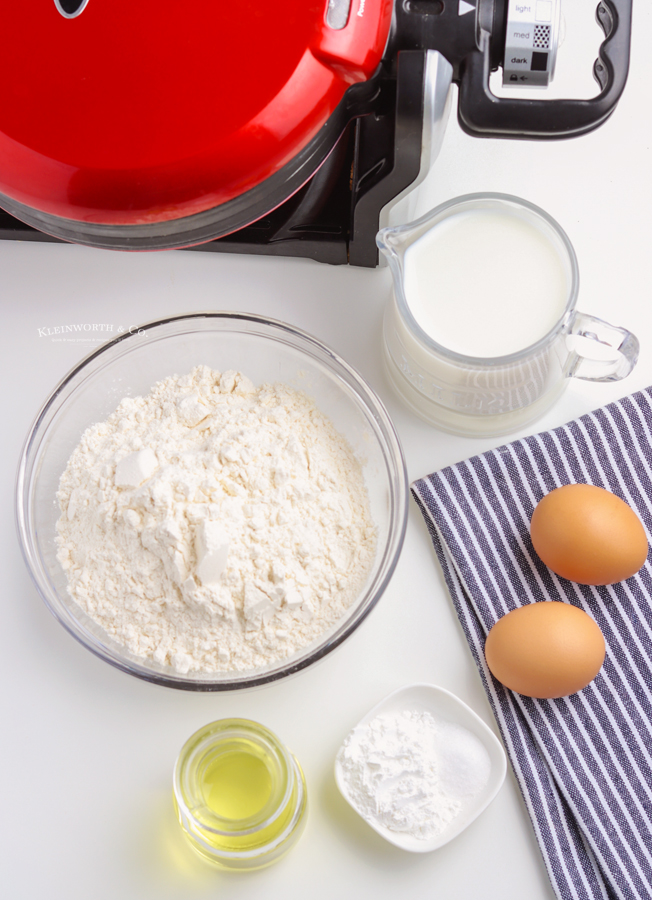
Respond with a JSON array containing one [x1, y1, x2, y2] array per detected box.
[[412, 388, 652, 900]]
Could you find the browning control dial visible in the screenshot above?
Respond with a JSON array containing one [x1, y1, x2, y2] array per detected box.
[[502, 0, 561, 87]]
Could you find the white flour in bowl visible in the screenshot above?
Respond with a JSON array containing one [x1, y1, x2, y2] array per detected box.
[[55, 365, 376, 674]]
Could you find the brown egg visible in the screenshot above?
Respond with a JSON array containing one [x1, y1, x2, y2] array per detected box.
[[530, 484, 648, 585], [485, 602, 605, 699]]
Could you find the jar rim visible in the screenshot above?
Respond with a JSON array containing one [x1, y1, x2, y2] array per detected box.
[[174, 718, 295, 836]]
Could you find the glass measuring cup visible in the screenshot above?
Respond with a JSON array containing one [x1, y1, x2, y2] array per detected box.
[[378, 193, 639, 437]]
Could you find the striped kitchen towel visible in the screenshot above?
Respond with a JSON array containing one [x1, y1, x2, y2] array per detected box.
[[412, 389, 652, 900]]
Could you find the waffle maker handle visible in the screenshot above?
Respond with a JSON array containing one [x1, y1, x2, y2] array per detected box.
[[456, 0, 632, 138]]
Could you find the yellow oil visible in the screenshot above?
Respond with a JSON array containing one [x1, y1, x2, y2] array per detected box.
[[174, 719, 307, 870], [202, 747, 273, 820]]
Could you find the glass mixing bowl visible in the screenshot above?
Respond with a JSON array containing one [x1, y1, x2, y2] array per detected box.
[[16, 313, 408, 690]]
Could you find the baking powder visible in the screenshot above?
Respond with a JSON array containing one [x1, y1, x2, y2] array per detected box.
[[55, 366, 376, 674], [337, 709, 491, 840]]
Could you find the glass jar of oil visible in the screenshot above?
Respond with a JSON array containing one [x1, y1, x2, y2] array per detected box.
[[173, 718, 307, 870]]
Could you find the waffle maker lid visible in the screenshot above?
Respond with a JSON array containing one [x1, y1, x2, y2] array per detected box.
[[0, 0, 392, 227]]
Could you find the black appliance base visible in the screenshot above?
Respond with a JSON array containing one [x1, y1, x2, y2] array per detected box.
[[0, 207, 350, 265]]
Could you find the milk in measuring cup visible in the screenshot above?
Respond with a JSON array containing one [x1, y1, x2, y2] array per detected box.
[[379, 194, 637, 437], [402, 208, 569, 358]]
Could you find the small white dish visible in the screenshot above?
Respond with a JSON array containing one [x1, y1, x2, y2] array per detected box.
[[334, 683, 507, 852]]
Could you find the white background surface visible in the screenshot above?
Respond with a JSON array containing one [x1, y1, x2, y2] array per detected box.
[[2, 5, 651, 898]]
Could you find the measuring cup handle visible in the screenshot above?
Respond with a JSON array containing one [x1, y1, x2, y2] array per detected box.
[[567, 311, 639, 382]]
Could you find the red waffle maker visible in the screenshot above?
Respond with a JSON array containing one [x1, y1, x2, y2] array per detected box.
[[0, 0, 633, 265]]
